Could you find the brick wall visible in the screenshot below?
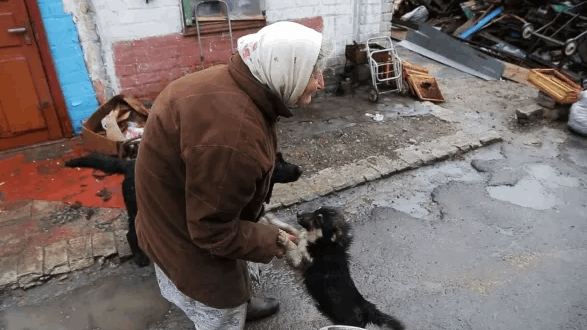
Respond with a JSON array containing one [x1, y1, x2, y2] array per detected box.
[[112, 27, 258, 102], [112, 17, 324, 102], [52, 0, 391, 106], [37, 0, 99, 134]]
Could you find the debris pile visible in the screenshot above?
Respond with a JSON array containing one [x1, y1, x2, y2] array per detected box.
[[393, 0, 587, 82]]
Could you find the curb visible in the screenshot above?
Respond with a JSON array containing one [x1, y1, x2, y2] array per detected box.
[[0, 130, 502, 292], [0, 229, 134, 291], [265, 130, 502, 212]]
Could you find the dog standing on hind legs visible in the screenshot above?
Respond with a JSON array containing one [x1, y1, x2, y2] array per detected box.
[[64, 152, 303, 267], [265, 206, 405, 330]]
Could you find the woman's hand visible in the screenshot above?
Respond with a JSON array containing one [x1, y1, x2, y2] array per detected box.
[[275, 229, 297, 258]]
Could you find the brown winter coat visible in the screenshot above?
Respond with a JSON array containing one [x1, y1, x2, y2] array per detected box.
[[135, 54, 293, 308]]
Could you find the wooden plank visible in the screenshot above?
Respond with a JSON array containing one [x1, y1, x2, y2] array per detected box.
[[390, 28, 407, 41], [501, 61, 531, 85]]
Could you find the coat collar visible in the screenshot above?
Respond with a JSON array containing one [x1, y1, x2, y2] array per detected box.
[[228, 54, 293, 122]]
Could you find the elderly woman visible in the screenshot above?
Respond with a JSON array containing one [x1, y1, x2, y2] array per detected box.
[[135, 22, 333, 329]]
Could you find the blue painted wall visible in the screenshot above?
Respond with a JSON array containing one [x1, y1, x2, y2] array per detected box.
[[37, 0, 98, 134]]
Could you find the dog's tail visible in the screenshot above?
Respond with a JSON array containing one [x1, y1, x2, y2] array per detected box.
[[64, 154, 131, 175], [365, 303, 405, 330]]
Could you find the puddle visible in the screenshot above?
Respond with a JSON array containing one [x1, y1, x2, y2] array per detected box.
[[527, 164, 579, 189], [486, 164, 579, 210], [487, 178, 558, 210], [1, 275, 169, 330]]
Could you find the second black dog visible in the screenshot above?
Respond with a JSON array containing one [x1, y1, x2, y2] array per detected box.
[[294, 207, 405, 330], [65, 152, 303, 267]]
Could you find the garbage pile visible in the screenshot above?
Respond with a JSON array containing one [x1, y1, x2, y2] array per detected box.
[[394, 0, 587, 82]]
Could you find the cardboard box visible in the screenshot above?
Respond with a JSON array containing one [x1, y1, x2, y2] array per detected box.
[[82, 95, 149, 158]]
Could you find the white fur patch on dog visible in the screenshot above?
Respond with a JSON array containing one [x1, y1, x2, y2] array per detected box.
[[258, 212, 314, 270]]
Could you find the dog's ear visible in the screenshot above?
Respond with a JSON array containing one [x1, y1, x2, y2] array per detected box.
[[275, 152, 284, 162]]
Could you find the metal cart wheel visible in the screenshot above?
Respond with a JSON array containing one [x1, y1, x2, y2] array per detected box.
[[522, 23, 534, 39], [564, 39, 578, 56], [368, 88, 379, 103]]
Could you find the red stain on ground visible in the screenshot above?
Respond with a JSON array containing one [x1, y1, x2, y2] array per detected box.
[[0, 146, 125, 209]]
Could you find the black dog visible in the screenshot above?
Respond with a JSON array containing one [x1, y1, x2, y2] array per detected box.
[[64, 154, 148, 266], [290, 207, 405, 330], [65, 152, 303, 267]]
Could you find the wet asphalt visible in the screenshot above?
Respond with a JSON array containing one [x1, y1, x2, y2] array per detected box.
[[1, 128, 586, 330]]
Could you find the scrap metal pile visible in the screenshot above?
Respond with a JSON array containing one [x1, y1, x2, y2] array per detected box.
[[394, 0, 587, 83]]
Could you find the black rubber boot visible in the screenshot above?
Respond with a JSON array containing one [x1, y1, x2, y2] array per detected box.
[[245, 297, 280, 321]]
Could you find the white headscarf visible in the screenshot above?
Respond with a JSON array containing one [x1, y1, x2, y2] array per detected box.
[[237, 21, 322, 107]]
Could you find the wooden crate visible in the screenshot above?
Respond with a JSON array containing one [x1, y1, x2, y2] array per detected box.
[[527, 69, 583, 104]]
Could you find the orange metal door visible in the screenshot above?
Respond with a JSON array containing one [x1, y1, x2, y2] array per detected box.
[[0, 0, 64, 150]]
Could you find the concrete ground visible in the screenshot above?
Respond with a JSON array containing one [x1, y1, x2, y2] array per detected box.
[[1, 47, 586, 330]]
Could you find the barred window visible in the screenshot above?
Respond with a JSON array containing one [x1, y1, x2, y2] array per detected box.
[[182, 0, 264, 27]]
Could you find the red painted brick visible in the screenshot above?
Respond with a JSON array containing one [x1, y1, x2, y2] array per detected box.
[[115, 64, 137, 77], [137, 60, 178, 74], [122, 82, 167, 99], [133, 45, 179, 63], [177, 41, 200, 55], [178, 54, 200, 68], [294, 16, 324, 32], [206, 49, 233, 64], [118, 76, 137, 89], [210, 39, 234, 52], [113, 41, 133, 56], [133, 67, 183, 86], [137, 34, 183, 49], [114, 48, 136, 66], [224, 27, 261, 40]]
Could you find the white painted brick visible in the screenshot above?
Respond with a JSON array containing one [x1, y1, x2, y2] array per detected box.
[[382, 12, 393, 22], [117, 7, 180, 25], [93, 0, 127, 12], [335, 4, 353, 15], [359, 23, 379, 34], [344, 35, 356, 44], [122, 0, 178, 9], [334, 15, 354, 36], [299, 5, 321, 18], [268, 5, 320, 20], [359, 32, 378, 41], [361, 0, 381, 3], [382, 3, 394, 13], [321, 5, 337, 14], [297, 0, 318, 6], [336, 0, 349, 4], [361, 3, 381, 15], [322, 0, 337, 4], [267, 0, 297, 10], [323, 15, 335, 30], [359, 14, 380, 25], [380, 21, 391, 32], [107, 20, 182, 41]]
